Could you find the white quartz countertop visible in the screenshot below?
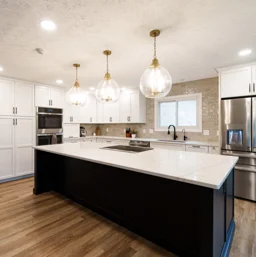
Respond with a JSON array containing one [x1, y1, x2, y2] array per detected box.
[[34, 142, 237, 190], [65, 136, 219, 147]]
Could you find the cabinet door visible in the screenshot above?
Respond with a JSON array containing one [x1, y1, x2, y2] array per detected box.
[[14, 82, 34, 116], [0, 79, 14, 116], [0, 117, 14, 180], [151, 142, 186, 151], [119, 91, 131, 123], [63, 123, 80, 138], [252, 65, 256, 93], [35, 85, 50, 107], [79, 93, 96, 123], [220, 66, 252, 98], [97, 102, 104, 123], [51, 88, 64, 108], [185, 145, 209, 153], [130, 92, 139, 122], [15, 117, 34, 176], [104, 101, 120, 123]]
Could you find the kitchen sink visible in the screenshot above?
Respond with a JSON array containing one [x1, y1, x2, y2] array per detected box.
[[101, 145, 153, 153], [156, 140, 185, 143]]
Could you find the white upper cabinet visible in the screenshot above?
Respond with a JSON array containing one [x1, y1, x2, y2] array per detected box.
[[220, 65, 255, 98], [63, 102, 80, 124], [80, 93, 97, 123], [14, 82, 34, 116], [97, 102, 104, 123], [35, 85, 64, 108], [119, 89, 146, 123], [50, 87, 64, 108], [104, 100, 120, 123], [0, 79, 14, 116]]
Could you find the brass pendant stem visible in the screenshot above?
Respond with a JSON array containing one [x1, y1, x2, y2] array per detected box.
[[73, 63, 80, 88], [103, 50, 112, 79]]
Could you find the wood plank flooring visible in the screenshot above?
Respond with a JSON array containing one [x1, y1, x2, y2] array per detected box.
[[0, 178, 255, 257]]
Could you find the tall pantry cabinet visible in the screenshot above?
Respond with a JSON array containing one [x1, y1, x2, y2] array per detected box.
[[0, 78, 34, 180]]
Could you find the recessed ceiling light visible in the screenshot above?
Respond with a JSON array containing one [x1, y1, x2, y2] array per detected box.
[[56, 79, 63, 84], [40, 20, 57, 31], [0, 66, 3, 72], [89, 87, 95, 91], [239, 49, 252, 56]]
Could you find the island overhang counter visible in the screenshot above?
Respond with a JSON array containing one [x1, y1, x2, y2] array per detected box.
[[33, 142, 238, 257]]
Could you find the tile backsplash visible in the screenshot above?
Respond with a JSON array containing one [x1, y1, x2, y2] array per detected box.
[[82, 77, 219, 142]]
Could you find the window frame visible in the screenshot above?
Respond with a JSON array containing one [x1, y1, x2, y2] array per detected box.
[[154, 93, 202, 132]]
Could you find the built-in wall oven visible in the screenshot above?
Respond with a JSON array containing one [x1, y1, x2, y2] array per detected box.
[[36, 107, 63, 146], [221, 97, 256, 201]]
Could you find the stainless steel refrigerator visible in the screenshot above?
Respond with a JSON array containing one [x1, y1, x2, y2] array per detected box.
[[221, 97, 256, 201]]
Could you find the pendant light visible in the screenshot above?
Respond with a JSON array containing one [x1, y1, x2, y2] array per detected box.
[[140, 30, 172, 98], [66, 64, 87, 107], [95, 50, 120, 103]]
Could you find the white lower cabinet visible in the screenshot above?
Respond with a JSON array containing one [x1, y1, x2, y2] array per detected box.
[[151, 142, 186, 151], [0, 117, 14, 180], [0, 117, 34, 181], [185, 145, 209, 153]]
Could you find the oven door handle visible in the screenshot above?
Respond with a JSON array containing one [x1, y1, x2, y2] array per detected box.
[[37, 112, 63, 115]]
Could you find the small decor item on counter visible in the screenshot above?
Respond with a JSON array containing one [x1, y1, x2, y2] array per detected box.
[[95, 126, 101, 136], [80, 126, 86, 137], [131, 130, 137, 138], [126, 128, 131, 138]]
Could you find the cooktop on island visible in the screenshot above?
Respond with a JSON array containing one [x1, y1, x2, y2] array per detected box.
[[101, 145, 153, 153]]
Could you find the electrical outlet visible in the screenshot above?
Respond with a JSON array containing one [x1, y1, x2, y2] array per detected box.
[[203, 130, 210, 136], [149, 129, 154, 134], [106, 128, 109, 132], [123, 129, 126, 133], [143, 129, 146, 134]]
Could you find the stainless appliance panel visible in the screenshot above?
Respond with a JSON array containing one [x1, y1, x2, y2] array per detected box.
[[252, 97, 256, 152], [221, 98, 251, 152], [222, 150, 256, 166], [235, 166, 256, 201], [37, 133, 63, 146]]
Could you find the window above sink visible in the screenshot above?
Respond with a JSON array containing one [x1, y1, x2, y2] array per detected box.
[[154, 93, 202, 132]]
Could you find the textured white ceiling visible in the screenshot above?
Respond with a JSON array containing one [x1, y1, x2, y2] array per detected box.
[[0, 0, 256, 89]]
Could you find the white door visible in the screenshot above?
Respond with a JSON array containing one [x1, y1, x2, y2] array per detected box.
[[15, 117, 34, 176], [119, 91, 131, 123], [130, 92, 139, 122], [35, 85, 50, 107], [252, 65, 256, 94], [14, 82, 34, 116], [0, 117, 14, 180], [97, 102, 104, 123], [51, 88, 64, 108], [87, 93, 97, 123], [104, 101, 120, 123], [0, 79, 14, 116], [220, 66, 252, 98]]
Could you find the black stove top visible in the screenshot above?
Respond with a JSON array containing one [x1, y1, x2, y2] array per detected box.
[[101, 145, 153, 153]]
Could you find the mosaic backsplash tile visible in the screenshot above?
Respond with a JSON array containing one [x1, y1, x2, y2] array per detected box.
[[82, 77, 219, 142]]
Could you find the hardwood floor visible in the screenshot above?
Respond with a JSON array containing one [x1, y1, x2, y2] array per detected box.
[[0, 178, 255, 257]]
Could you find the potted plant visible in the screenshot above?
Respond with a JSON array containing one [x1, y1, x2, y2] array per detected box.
[[131, 129, 137, 138]]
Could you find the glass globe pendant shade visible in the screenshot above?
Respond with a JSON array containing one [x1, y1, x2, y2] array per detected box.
[[95, 73, 120, 103], [140, 59, 172, 98], [66, 82, 87, 107]]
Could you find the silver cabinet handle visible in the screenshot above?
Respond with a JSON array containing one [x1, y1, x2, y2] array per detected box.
[[127, 116, 130, 122], [249, 83, 251, 92], [51, 100, 53, 106], [49, 100, 51, 106], [70, 117, 72, 122], [192, 145, 200, 148], [15, 107, 17, 114], [110, 117, 112, 122], [15, 119, 17, 125], [13, 107, 15, 114], [254, 83, 255, 92], [13, 119, 15, 125], [90, 117, 92, 122]]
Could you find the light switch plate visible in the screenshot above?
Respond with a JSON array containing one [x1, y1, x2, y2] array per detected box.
[[203, 130, 210, 136], [217, 130, 219, 136], [106, 128, 109, 132], [143, 129, 146, 134], [123, 129, 126, 133], [149, 129, 154, 134]]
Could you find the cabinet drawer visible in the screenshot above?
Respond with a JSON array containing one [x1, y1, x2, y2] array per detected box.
[[185, 145, 209, 153], [151, 143, 186, 151]]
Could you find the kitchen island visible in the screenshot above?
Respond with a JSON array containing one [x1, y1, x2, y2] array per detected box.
[[33, 142, 238, 257]]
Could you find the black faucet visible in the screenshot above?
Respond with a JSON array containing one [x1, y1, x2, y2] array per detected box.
[[167, 125, 178, 140], [182, 129, 188, 141]]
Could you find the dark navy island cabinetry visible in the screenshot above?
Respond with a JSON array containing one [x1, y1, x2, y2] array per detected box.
[[34, 147, 236, 257]]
